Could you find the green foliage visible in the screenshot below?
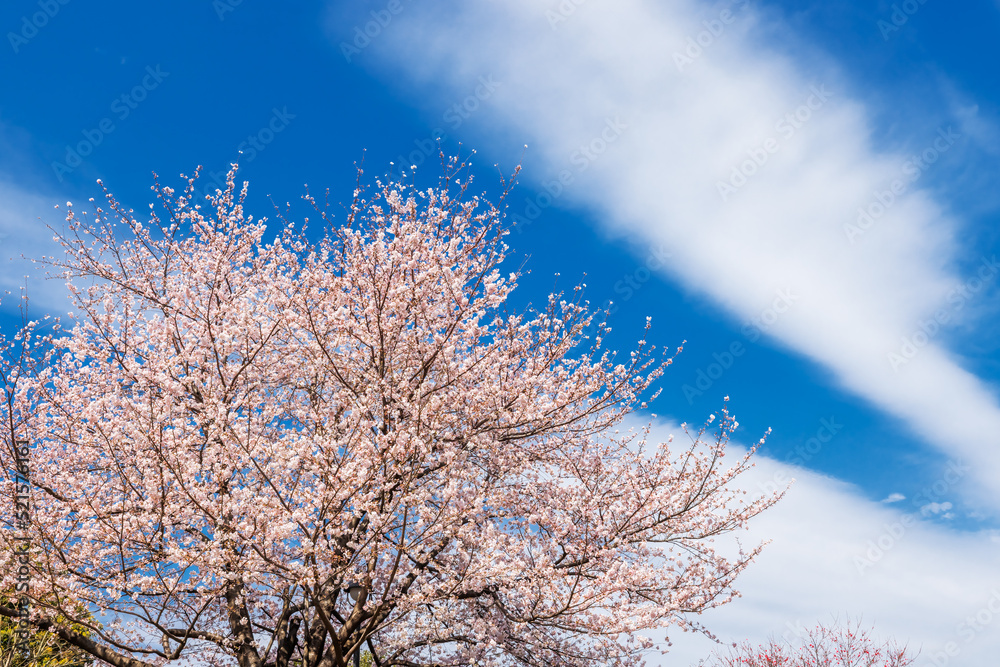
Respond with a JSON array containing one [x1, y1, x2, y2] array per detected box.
[[0, 599, 94, 667]]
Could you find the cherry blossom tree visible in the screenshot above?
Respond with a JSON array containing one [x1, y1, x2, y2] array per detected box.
[[0, 158, 780, 667], [702, 618, 916, 667]]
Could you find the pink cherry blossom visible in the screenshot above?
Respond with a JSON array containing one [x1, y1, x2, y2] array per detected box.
[[703, 618, 916, 667], [1, 158, 781, 667]]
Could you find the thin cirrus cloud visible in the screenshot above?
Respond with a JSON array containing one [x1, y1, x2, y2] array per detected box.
[[347, 0, 1000, 510]]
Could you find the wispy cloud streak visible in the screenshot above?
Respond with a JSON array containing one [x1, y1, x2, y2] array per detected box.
[[357, 0, 1000, 509]]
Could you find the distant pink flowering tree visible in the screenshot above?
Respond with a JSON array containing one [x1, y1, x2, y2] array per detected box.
[[0, 158, 780, 667], [703, 618, 917, 667]]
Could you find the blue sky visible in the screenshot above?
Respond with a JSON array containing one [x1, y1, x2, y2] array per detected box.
[[2, 0, 1000, 664]]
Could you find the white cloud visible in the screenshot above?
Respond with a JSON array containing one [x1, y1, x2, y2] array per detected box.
[[641, 420, 1000, 666], [0, 179, 70, 317], [356, 0, 1000, 510], [882, 492, 906, 503], [921, 501, 954, 518]]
